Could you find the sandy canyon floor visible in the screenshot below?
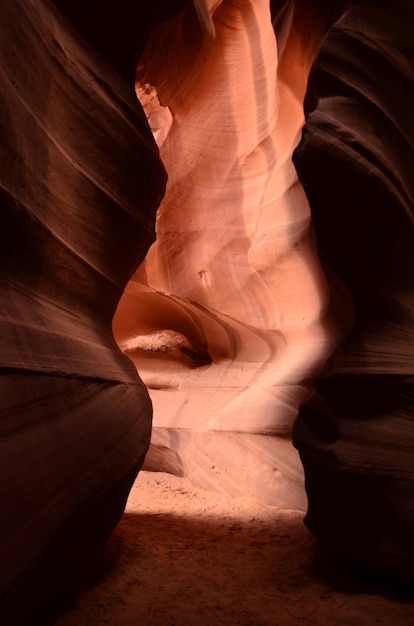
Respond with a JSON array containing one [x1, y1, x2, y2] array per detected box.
[[40, 471, 414, 626]]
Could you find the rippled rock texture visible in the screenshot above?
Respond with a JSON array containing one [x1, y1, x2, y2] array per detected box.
[[0, 0, 168, 621], [2, 0, 414, 620], [293, 0, 414, 582], [114, 0, 351, 510]]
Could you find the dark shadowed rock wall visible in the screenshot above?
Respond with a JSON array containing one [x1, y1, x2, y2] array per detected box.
[[0, 0, 167, 621], [293, 0, 414, 582]]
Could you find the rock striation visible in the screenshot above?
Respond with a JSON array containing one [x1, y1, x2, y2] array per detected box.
[[0, 0, 168, 620], [114, 0, 352, 510], [2, 0, 414, 620], [293, 0, 414, 582]]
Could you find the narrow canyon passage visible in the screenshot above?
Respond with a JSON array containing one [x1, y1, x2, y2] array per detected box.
[[2, 0, 414, 622], [41, 472, 414, 626]]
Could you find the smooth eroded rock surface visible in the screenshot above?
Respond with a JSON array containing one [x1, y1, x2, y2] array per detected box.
[[114, 0, 352, 510], [0, 0, 166, 620], [293, 0, 414, 582], [2, 2, 414, 621]]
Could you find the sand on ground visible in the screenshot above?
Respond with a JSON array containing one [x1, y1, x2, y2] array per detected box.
[[41, 471, 414, 626]]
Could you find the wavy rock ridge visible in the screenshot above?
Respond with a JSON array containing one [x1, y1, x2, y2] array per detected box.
[[1, 0, 414, 620], [293, 0, 414, 582], [0, 0, 168, 621], [114, 0, 351, 510]]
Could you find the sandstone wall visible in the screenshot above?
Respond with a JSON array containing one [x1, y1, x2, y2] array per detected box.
[[293, 0, 414, 582], [0, 0, 167, 620]]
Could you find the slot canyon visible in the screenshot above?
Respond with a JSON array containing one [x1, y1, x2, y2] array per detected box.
[[1, 0, 413, 624]]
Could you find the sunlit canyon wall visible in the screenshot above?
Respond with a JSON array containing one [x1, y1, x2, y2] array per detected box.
[[1, 0, 413, 622], [114, 0, 352, 511]]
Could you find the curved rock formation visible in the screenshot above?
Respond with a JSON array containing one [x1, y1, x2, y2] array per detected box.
[[293, 0, 414, 582], [2, 0, 414, 620], [0, 0, 172, 621], [114, 0, 351, 509]]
